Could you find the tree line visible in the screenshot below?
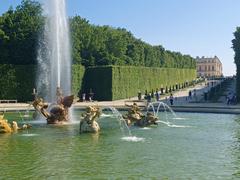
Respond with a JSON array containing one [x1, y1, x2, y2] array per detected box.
[[0, 0, 196, 69], [232, 27, 240, 101]]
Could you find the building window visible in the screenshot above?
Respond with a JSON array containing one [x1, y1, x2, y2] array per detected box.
[[212, 66, 214, 71]]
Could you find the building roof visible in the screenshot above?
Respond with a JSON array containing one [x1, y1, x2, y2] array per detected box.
[[195, 56, 222, 64]]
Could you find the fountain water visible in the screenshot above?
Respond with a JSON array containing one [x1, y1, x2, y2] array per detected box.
[[102, 107, 144, 142], [37, 0, 71, 102], [147, 102, 189, 128], [147, 102, 177, 118], [106, 107, 132, 136], [34, 0, 75, 124], [17, 105, 32, 122]]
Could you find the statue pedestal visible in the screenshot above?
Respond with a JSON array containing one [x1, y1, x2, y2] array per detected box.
[[80, 120, 100, 133]]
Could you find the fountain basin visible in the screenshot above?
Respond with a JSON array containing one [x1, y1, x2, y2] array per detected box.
[[0, 112, 239, 179]]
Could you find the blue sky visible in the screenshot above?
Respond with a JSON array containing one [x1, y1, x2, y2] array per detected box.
[[1, 0, 240, 76]]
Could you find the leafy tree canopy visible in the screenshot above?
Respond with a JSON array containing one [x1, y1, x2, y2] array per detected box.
[[0, 0, 196, 69]]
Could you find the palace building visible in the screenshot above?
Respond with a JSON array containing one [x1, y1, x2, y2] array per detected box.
[[196, 56, 223, 77]]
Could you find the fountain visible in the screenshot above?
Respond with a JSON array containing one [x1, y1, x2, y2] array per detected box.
[[100, 107, 144, 142], [79, 106, 138, 140], [147, 101, 177, 118], [122, 103, 158, 127], [79, 106, 132, 135], [35, 0, 73, 124], [146, 102, 188, 127], [106, 107, 132, 136]]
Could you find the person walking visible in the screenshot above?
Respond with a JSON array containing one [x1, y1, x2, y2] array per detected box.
[[155, 90, 160, 101], [138, 91, 142, 100], [151, 89, 154, 98], [147, 93, 151, 106], [144, 90, 148, 100], [193, 89, 197, 101], [188, 90, 192, 100], [88, 89, 94, 102], [169, 93, 174, 106], [82, 93, 86, 102]]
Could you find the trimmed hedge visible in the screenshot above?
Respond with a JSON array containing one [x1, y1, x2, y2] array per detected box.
[[0, 64, 36, 102], [0, 64, 85, 102], [82, 66, 112, 100], [0, 64, 196, 102], [72, 65, 85, 97], [82, 66, 196, 100], [0, 64, 18, 100], [112, 66, 196, 100]]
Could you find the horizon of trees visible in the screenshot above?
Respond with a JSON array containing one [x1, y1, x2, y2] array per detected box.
[[0, 0, 196, 69]]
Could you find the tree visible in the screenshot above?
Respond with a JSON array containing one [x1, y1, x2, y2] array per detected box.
[[0, 0, 43, 64], [0, 1, 196, 70], [232, 27, 240, 102]]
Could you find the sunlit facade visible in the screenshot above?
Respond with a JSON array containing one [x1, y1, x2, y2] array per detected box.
[[196, 56, 223, 77]]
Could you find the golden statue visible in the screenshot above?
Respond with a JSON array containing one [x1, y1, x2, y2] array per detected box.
[[32, 87, 74, 124], [0, 119, 12, 133], [123, 103, 158, 127], [0, 113, 31, 133], [80, 106, 101, 133]]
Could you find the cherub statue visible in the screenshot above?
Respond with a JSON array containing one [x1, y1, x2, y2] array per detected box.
[[80, 106, 101, 133]]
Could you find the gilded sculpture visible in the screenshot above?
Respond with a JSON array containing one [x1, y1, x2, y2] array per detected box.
[[123, 103, 158, 127], [79, 106, 101, 133], [32, 87, 74, 124]]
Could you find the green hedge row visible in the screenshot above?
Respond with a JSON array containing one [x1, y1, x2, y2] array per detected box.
[[0, 64, 196, 102], [82, 66, 196, 100], [0, 64, 36, 102], [0, 64, 85, 102], [72, 65, 85, 97], [112, 66, 196, 100], [82, 66, 112, 100]]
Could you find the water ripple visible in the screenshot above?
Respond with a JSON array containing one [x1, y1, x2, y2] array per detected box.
[[121, 136, 145, 142]]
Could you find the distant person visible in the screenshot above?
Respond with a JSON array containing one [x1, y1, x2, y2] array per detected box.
[[160, 88, 164, 94], [144, 90, 148, 100], [151, 89, 154, 98], [193, 89, 197, 100], [138, 91, 142, 100], [227, 92, 233, 105], [188, 90, 192, 100], [233, 94, 237, 105], [89, 89, 94, 102], [169, 94, 174, 105], [147, 93, 151, 104], [82, 93, 86, 102], [226, 96, 230, 105], [155, 90, 160, 101]]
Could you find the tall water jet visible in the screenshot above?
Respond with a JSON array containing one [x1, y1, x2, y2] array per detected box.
[[37, 0, 71, 102]]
